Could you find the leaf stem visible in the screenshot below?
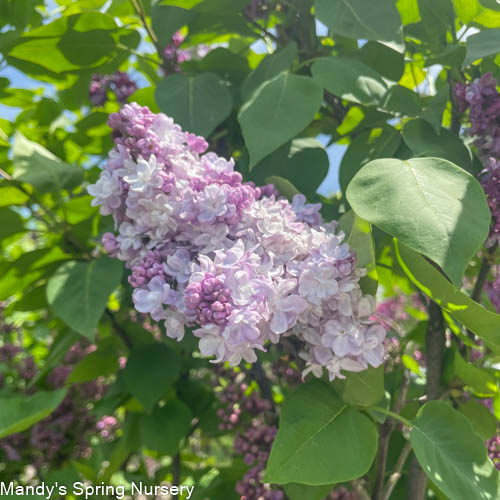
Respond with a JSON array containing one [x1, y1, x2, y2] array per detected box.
[[369, 406, 412, 428], [242, 11, 279, 43], [129, 0, 163, 60], [172, 452, 181, 499]]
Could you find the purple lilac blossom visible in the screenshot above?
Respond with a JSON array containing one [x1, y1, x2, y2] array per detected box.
[[162, 30, 212, 74], [89, 72, 137, 106], [88, 102, 386, 380], [455, 74, 500, 247]]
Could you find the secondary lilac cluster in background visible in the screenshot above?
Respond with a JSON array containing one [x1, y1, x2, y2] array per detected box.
[[455, 74, 500, 248], [89, 71, 137, 107], [162, 30, 211, 75], [88, 103, 385, 380], [0, 341, 109, 466]]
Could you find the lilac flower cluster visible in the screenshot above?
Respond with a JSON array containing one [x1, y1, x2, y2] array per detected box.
[[162, 30, 211, 75], [0, 342, 108, 468], [88, 103, 385, 380], [455, 73, 500, 160], [89, 71, 137, 106], [455, 74, 500, 246], [486, 263, 500, 312], [481, 158, 500, 247]]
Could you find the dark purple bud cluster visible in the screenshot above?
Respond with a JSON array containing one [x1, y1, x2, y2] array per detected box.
[[328, 486, 360, 499], [487, 436, 500, 470], [0, 341, 109, 470], [486, 262, 500, 312], [234, 422, 284, 500], [214, 367, 273, 431], [89, 71, 137, 106], [271, 357, 302, 386]]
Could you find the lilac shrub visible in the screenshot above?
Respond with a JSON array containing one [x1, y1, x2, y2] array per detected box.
[[88, 103, 386, 381]]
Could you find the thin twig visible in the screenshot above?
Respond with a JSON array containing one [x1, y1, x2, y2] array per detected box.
[[381, 441, 412, 500], [242, 11, 279, 42], [408, 301, 444, 499], [171, 452, 181, 500], [105, 309, 133, 350], [373, 371, 410, 500], [129, 0, 163, 59], [0, 167, 12, 180], [471, 245, 497, 303], [249, 359, 276, 411]]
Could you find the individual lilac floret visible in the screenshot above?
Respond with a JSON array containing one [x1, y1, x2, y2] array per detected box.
[[88, 103, 386, 380]]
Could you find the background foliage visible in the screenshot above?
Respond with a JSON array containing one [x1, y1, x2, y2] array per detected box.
[[1, 0, 500, 499]]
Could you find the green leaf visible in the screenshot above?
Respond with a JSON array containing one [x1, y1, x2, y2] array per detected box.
[[13, 132, 83, 193], [459, 400, 497, 441], [311, 56, 388, 106], [0, 207, 24, 239], [0, 389, 66, 438], [155, 72, 232, 136], [0, 247, 70, 301], [238, 72, 322, 168], [249, 138, 328, 196], [396, 0, 422, 24], [241, 41, 297, 100], [315, 0, 403, 51], [380, 85, 423, 116], [284, 483, 334, 500], [264, 175, 300, 201], [338, 210, 378, 295], [122, 343, 181, 412], [265, 380, 378, 485], [140, 399, 192, 455], [67, 348, 119, 384], [394, 241, 500, 354], [151, 5, 195, 48], [8, 12, 135, 74], [332, 365, 384, 406], [0, 185, 29, 206], [464, 28, 500, 66], [417, 0, 455, 49], [339, 125, 401, 195], [46, 257, 123, 339], [347, 157, 490, 285], [402, 118, 477, 174], [480, 0, 500, 11], [421, 84, 449, 134], [453, 350, 497, 396], [410, 401, 500, 500], [357, 41, 405, 81]]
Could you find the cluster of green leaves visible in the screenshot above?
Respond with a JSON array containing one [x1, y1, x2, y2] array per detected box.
[[1, 0, 500, 498]]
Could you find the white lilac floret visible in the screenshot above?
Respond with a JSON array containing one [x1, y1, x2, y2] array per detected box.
[[88, 103, 386, 380]]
